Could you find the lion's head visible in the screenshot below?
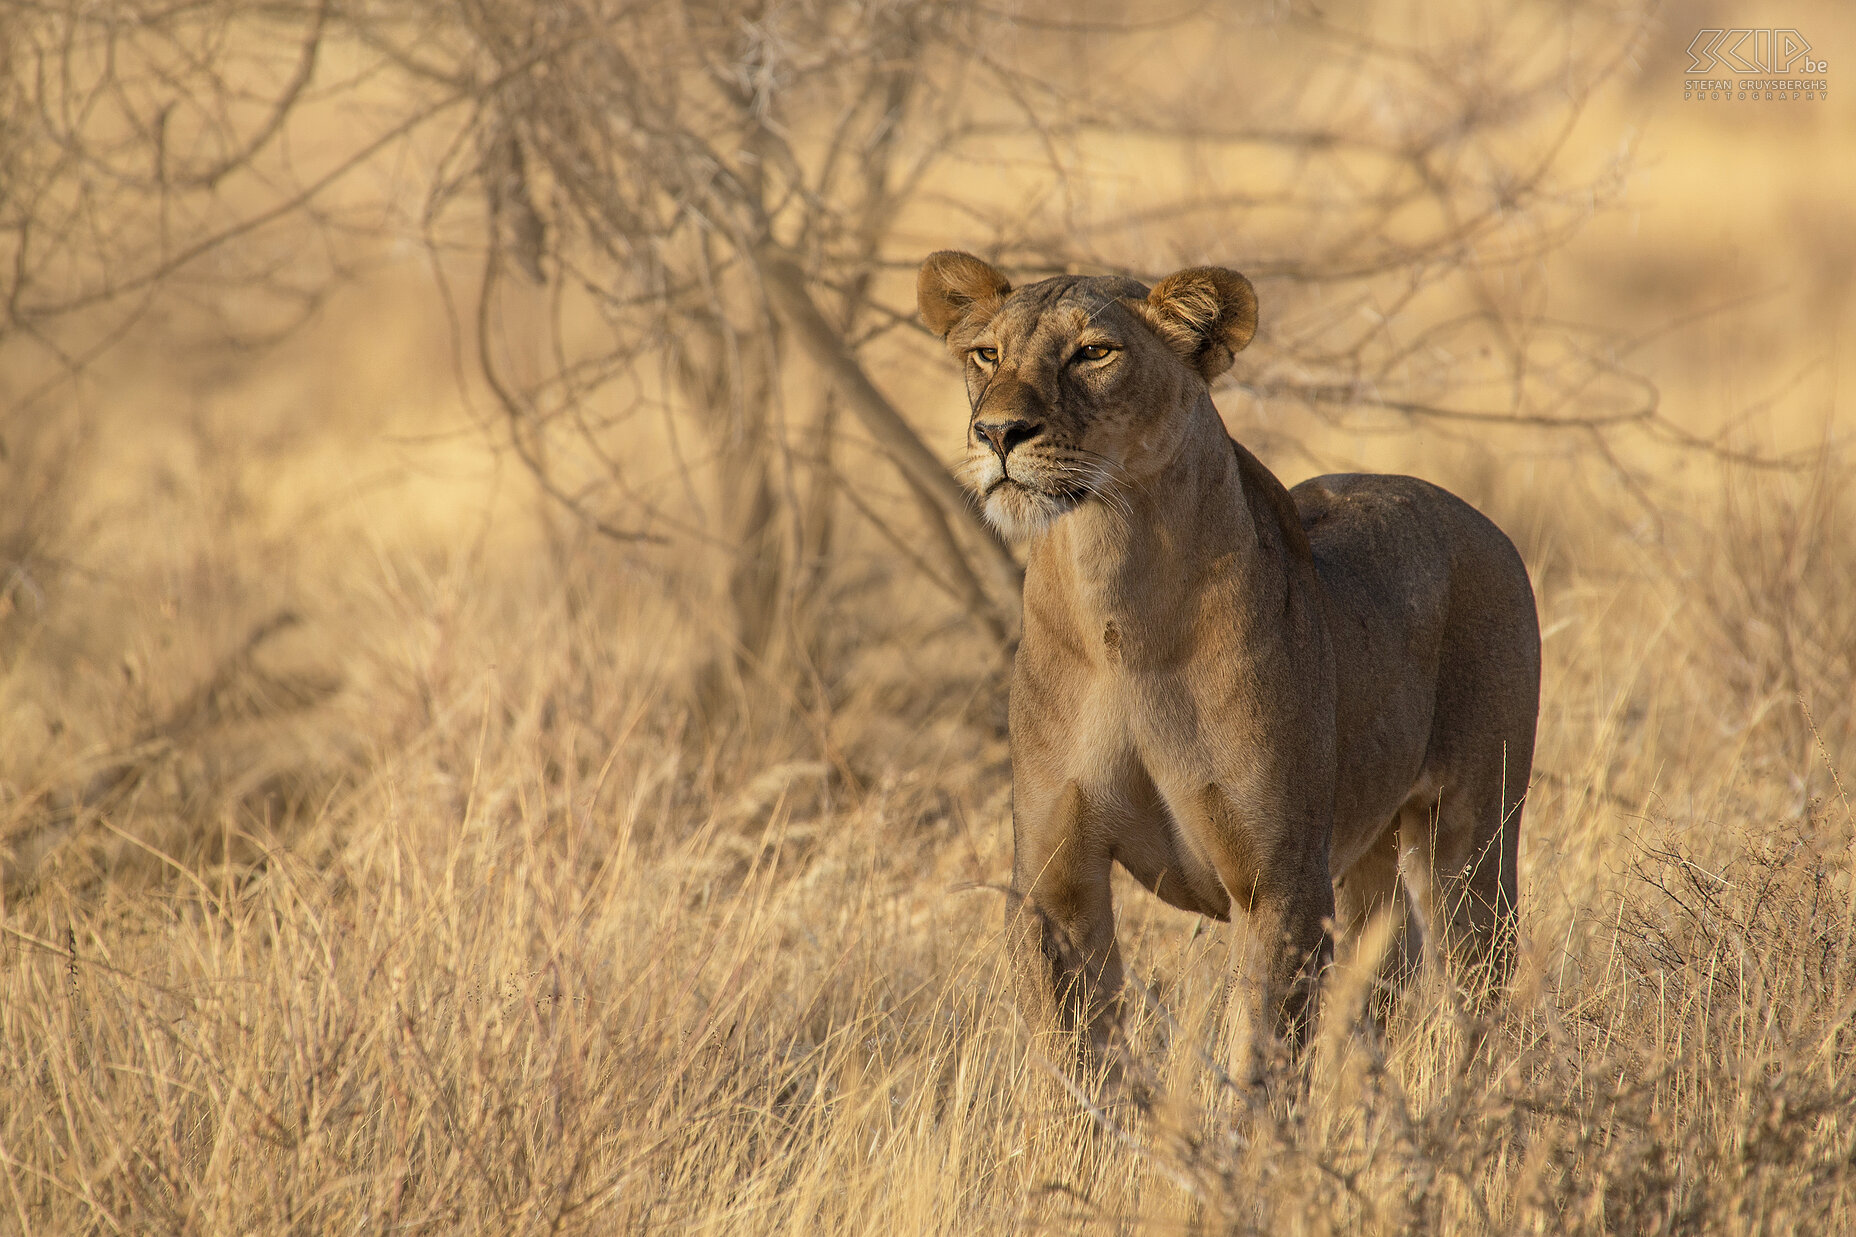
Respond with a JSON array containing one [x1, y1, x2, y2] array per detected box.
[[917, 252, 1258, 539]]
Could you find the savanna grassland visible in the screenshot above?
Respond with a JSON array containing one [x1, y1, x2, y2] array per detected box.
[[3, 1, 1855, 1232]]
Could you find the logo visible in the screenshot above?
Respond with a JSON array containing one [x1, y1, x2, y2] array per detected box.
[[1686, 29, 1822, 74], [1683, 29, 1828, 102]]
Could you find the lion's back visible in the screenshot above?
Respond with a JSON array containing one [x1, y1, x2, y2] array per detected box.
[[1290, 473, 1534, 638]]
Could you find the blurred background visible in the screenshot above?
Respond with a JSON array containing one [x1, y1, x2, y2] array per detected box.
[[3, 0, 1854, 1230]]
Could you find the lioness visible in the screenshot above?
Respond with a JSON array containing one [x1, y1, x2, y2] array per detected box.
[[918, 251, 1540, 1070]]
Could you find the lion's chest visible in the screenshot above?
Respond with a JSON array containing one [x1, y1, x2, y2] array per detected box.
[[1012, 618, 1265, 798], [1011, 633, 1269, 918]]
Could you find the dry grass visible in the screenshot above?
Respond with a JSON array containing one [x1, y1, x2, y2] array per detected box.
[[3, 384, 1853, 1233]]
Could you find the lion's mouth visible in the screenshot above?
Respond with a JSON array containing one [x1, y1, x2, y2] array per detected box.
[[983, 474, 1089, 504], [973, 466, 1095, 539]]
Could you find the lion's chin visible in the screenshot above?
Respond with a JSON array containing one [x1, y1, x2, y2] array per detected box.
[[980, 480, 1085, 540]]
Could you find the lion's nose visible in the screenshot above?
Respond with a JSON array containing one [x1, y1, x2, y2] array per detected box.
[[974, 418, 1043, 461]]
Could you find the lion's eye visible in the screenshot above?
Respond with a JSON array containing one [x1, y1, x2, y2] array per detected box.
[[972, 346, 998, 364], [1077, 344, 1116, 362]]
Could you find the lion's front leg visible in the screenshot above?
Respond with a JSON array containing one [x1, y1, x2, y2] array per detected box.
[[1228, 878, 1333, 1081], [1200, 785, 1335, 1082], [1009, 781, 1124, 1074]]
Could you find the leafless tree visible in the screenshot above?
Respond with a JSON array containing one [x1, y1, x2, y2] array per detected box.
[[9, 0, 1772, 708]]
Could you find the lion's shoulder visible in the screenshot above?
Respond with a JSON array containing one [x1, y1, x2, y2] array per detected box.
[[1230, 439, 1312, 562]]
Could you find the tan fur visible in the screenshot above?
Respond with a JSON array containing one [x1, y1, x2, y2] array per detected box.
[[919, 251, 1541, 1073]]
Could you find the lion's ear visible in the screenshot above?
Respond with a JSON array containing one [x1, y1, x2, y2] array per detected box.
[[1135, 267, 1258, 382], [918, 251, 1011, 345]]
